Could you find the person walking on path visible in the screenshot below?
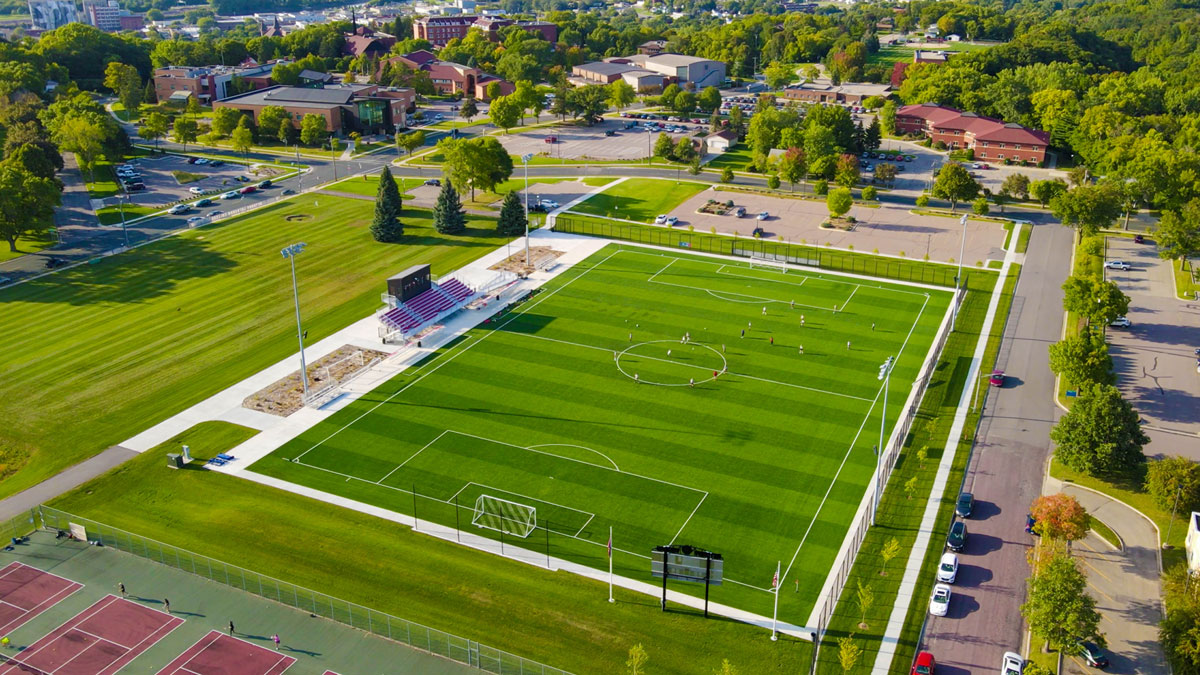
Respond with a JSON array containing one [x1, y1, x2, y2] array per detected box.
[[163, 599, 170, 614], [272, 634, 281, 650], [118, 583, 125, 598], [228, 621, 235, 636]]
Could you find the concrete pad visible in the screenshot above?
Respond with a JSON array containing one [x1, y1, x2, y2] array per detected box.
[[666, 191, 1008, 264]]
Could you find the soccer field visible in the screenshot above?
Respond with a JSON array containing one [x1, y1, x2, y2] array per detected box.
[[251, 245, 952, 623]]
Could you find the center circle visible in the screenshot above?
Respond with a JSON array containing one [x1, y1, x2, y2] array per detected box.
[[615, 340, 728, 387]]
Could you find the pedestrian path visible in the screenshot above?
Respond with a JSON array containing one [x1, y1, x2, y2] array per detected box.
[[0, 532, 470, 674]]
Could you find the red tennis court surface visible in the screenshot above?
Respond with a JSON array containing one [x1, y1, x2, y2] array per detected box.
[[0, 595, 182, 675], [0, 562, 82, 635], [156, 632, 295, 675]]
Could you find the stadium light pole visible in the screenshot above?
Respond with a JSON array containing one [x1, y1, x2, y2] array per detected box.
[[521, 153, 533, 266], [281, 242, 309, 401], [952, 213, 967, 329], [117, 193, 130, 248], [873, 356, 896, 527]]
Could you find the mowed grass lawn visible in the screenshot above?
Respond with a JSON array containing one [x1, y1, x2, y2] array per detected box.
[[570, 178, 709, 222], [51, 421, 816, 674], [0, 195, 508, 498], [252, 246, 951, 624]]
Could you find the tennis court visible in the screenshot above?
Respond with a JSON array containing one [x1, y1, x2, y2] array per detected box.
[[0, 562, 81, 635], [157, 631, 295, 675], [0, 595, 182, 675]]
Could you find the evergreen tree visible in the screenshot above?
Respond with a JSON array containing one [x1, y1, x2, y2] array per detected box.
[[865, 118, 882, 150], [433, 180, 466, 235], [370, 167, 404, 242], [496, 191, 528, 237]]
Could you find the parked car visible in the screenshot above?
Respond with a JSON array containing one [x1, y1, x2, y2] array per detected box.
[[186, 157, 199, 164], [167, 204, 190, 215], [538, 199, 559, 209], [654, 214, 668, 224], [210, 160, 224, 167], [195, 158, 209, 165], [1076, 640, 1109, 668], [1026, 513, 1038, 534], [955, 492, 975, 518], [544, 135, 558, 143], [424, 178, 441, 186], [1104, 260, 1131, 270], [937, 552, 958, 583], [605, 129, 617, 137], [1110, 316, 1132, 328], [734, 206, 746, 217], [989, 370, 1005, 387], [258, 179, 272, 188], [43, 256, 66, 269], [1002, 652, 1024, 675], [756, 211, 769, 221], [125, 183, 145, 191], [208, 210, 223, 219], [194, 198, 214, 207], [221, 191, 240, 200], [912, 651, 935, 675], [189, 187, 206, 195], [434, 113, 444, 121], [235, 175, 250, 182], [1134, 234, 1145, 243], [185, 216, 205, 226], [929, 583, 951, 616], [947, 521, 967, 551], [281, 188, 295, 195], [664, 215, 678, 226]]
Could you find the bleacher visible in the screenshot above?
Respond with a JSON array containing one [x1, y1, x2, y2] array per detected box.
[[379, 278, 476, 338]]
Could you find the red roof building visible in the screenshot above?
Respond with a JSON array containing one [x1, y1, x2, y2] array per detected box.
[[896, 103, 1050, 164]]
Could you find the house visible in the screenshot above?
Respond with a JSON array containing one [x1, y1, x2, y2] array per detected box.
[[705, 130, 737, 154], [781, 80, 891, 104], [1187, 512, 1200, 574], [153, 61, 288, 104], [913, 50, 949, 64], [945, 34, 961, 42], [214, 84, 414, 136], [896, 102, 1050, 164]]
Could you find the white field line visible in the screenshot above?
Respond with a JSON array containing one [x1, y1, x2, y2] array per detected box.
[[837, 284, 859, 313], [668, 492, 709, 545], [377, 430, 451, 483]]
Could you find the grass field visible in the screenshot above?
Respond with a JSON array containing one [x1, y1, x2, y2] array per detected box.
[[571, 178, 709, 222], [50, 421, 815, 674], [704, 145, 755, 172], [867, 42, 996, 66], [252, 245, 951, 623], [0, 196, 509, 499], [0, 231, 55, 263]]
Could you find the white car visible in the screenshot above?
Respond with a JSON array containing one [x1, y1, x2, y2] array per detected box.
[[538, 199, 559, 210], [1104, 260, 1131, 270], [664, 215, 679, 226], [1002, 651, 1024, 675], [929, 583, 951, 616], [185, 216, 205, 226], [654, 214, 668, 224], [167, 204, 190, 215], [1110, 316, 1132, 328], [937, 552, 958, 583], [221, 191, 240, 200], [194, 158, 209, 165], [756, 211, 769, 221], [189, 187, 206, 195]]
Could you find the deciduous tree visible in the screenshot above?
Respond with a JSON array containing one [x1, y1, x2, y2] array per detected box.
[[1030, 178, 1068, 207], [1156, 200, 1200, 267], [626, 644, 648, 675], [1001, 173, 1031, 200], [298, 113, 326, 146], [972, 197, 990, 216], [370, 166, 404, 242], [104, 62, 142, 120], [1022, 553, 1103, 652], [488, 94, 521, 133], [653, 132, 674, 160], [1061, 275, 1130, 326], [1051, 382, 1148, 477], [764, 61, 796, 90], [880, 537, 900, 576], [778, 147, 805, 191], [1145, 456, 1200, 514], [932, 162, 980, 212], [607, 80, 635, 112], [256, 105, 289, 140], [835, 153, 860, 189], [172, 117, 199, 153], [460, 97, 479, 123], [230, 117, 253, 156], [209, 106, 243, 138], [838, 635, 861, 672], [53, 117, 104, 177], [141, 112, 169, 151], [698, 86, 721, 113], [1030, 494, 1089, 541], [827, 187, 852, 218], [0, 165, 59, 252], [1049, 330, 1113, 387], [1051, 182, 1123, 238]]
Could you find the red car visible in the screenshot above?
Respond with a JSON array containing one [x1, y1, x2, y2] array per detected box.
[[544, 135, 558, 144], [238, 185, 257, 195], [989, 370, 1005, 387], [912, 651, 935, 675]]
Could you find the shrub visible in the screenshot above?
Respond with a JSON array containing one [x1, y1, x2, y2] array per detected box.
[[862, 185, 877, 200], [721, 168, 734, 183], [813, 179, 829, 196], [916, 194, 929, 207]]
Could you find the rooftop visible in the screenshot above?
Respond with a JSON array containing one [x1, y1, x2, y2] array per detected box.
[[646, 53, 718, 67], [220, 84, 374, 107], [576, 62, 640, 76]]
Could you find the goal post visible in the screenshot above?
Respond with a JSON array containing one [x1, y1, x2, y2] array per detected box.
[[472, 494, 537, 538], [748, 254, 789, 273]]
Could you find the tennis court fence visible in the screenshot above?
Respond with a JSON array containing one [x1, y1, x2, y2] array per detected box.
[[23, 506, 571, 675], [553, 215, 995, 290]]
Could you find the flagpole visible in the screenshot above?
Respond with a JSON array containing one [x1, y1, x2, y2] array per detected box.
[[608, 527, 614, 603], [771, 561, 780, 641]]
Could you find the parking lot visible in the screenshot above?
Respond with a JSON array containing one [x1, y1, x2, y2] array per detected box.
[[110, 154, 250, 208], [663, 189, 1008, 264], [496, 118, 705, 161], [1104, 236, 1200, 459]]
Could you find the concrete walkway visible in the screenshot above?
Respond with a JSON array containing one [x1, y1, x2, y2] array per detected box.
[[0, 445, 137, 521], [1045, 478, 1168, 674]]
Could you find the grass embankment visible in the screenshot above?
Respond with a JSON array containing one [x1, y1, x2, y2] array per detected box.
[[50, 422, 815, 675], [570, 178, 709, 222], [171, 170, 205, 184], [0, 196, 508, 499], [815, 267, 1017, 674], [1089, 515, 1121, 550], [1174, 258, 1198, 300]]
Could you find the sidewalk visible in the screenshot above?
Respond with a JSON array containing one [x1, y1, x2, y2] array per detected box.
[[0, 531, 470, 674], [1044, 477, 1168, 674]]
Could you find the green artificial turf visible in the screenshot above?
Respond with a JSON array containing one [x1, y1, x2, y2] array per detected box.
[[49, 421, 815, 674], [0, 196, 508, 499], [570, 178, 709, 222], [252, 246, 951, 625]]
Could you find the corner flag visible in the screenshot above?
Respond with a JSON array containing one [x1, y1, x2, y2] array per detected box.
[[770, 561, 781, 641], [607, 526, 614, 603]]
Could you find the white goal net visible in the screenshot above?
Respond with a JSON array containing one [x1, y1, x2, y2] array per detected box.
[[749, 256, 789, 273], [472, 494, 537, 538]]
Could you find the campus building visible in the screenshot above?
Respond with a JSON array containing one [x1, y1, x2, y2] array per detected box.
[[412, 15, 557, 47], [214, 84, 415, 136], [576, 53, 726, 89], [781, 80, 891, 104], [382, 51, 513, 101], [152, 61, 286, 105], [896, 102, 1050, 164]]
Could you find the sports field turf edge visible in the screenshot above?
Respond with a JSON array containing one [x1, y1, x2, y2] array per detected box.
[[249, 244, 951, 625]]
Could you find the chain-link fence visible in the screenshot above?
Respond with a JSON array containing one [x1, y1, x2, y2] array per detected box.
[[37, 507, 572, 675], [553, 215, 992, 289]]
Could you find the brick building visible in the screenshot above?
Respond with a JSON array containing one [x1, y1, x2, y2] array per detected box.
[[896, 103, 1050, 164], [153, 61, 286, 105], [383, 51, 512, 101], [781, 80, 891, 104], [412, 15, 557, 47], [214, 84, 414, 136]]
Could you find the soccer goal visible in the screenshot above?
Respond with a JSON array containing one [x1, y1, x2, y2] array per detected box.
[[749, 255, 790, 273], [472, 494, 538, 538]]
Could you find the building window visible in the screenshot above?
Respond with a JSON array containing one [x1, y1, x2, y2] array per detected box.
[[998, 154, 1004, 159]]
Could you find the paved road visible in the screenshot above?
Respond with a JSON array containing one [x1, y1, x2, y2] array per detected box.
[[1104, 237, 1200, 460], [918, 219, 1074, 673], [0, 445, 136, 520], [1052, 482, 1168, 675]]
